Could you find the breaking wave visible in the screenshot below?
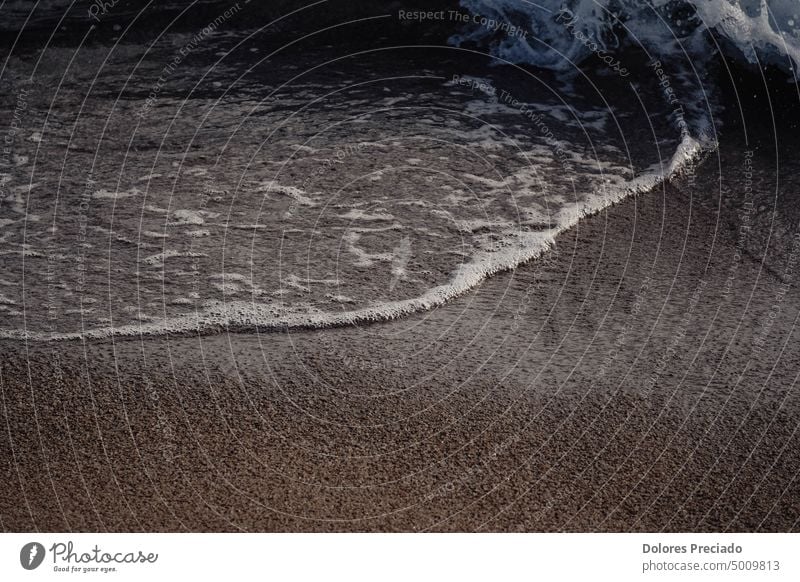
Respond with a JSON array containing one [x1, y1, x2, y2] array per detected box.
[[454, 0, 800, 72]]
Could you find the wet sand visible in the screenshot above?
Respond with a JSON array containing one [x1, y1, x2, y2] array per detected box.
[[2, 124, 800, 531]]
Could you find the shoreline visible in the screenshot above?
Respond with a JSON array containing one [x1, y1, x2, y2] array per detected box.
[[2, 124, 799, 531]]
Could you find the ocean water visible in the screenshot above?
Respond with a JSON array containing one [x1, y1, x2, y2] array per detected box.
[[456, 0, 800, 72], [3, 0, 787, 341]]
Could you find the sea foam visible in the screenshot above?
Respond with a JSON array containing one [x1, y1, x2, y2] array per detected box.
[[0, 10, 721, 342], [454, 0, 800, 73]]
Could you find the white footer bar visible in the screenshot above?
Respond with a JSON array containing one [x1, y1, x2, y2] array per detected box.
[[1, 533, 797, 581]]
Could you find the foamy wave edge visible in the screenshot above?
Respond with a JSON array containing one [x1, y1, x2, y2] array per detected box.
[[1, 131, 715, 342]]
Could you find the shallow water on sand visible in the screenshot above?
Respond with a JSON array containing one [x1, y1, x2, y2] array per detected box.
[[0, 28, 706, 340]]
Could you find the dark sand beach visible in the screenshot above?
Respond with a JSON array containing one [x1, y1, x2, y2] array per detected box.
[[3, 119, 799, 532]]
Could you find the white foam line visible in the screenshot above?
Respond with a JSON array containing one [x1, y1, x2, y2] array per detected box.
[[0, 133, 714, 342]]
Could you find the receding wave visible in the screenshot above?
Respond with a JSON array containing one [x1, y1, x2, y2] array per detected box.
[[0, 4, 720, 342]]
